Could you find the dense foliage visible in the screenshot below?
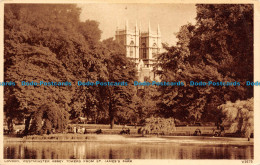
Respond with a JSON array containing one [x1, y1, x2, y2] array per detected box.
[[140, 117, 176, 135], [219, 98, 253, 137], [4, 4, 254, 136], [156, 4, 253, 124], [4, 4, 137, 133]]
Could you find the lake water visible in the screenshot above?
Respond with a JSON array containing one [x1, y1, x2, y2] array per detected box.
[[4, 141, 253, 159]]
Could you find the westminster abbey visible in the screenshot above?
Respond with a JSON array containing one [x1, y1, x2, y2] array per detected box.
[[115, 21, 161, 81]]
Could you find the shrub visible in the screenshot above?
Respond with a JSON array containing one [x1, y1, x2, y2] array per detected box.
[[219, 98, 253, 137], [142, 117, 176, 135]]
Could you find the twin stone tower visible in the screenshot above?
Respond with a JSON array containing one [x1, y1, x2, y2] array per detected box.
[[115, 21, 161, 81]]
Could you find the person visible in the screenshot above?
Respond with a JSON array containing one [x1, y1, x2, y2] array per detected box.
[[51, 128, 55, 134], [67, 125, 71, 133], [194, 128, 201, 136], [247, 128, 251, 141], [220, 125, 224, 131], [219, 125, 225, 136], [212, 128, 216, 137], [96, 129, 102, 134]]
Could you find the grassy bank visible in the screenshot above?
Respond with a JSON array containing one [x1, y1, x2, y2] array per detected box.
[[5, 134, 129, 142], [4, 134, 254, 146]]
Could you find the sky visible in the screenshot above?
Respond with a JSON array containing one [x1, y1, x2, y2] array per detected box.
[[78, 3, 197, 46]]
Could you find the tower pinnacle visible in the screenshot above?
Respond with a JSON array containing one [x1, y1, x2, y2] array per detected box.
[[157, 24, 161, 35], [135, 20, 138, 32], [125, 19, 128, 31], [148, 20, 151, 32], [139, 22, 142, 33]]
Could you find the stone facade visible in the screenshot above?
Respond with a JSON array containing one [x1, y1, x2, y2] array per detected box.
[[115, 21, 161, 81]]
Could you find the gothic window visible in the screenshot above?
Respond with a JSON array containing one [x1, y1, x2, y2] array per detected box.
[[142, 43, 146, 59], [130, 41, 134, 57], [152, 43, 157, 58]]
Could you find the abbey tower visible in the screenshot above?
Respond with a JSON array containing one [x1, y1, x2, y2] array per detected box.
[[115, 21, 161, 81]]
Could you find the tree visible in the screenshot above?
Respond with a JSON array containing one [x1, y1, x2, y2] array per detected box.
[[156, 4, 253, 123], [219, 98, 253, 137], [134, 85, 160, 124], [4, 4, 104, 134], [30, 103, 70, 134], [100, 38, 138, 128], [5, 45, 73, 134], [78, 20, 102, 47]]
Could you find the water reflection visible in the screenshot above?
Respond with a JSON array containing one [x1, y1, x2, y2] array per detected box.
[[4, 142, 253, 159]]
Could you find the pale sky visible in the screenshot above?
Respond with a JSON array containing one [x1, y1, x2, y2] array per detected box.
[[78, 3, 196, 46]]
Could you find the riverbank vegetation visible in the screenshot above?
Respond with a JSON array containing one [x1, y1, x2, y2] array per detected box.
[[4, 4, 253, 138], [4, 134, 253, 146]]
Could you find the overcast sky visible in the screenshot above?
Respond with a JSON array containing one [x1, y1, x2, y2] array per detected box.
[[78, 3, 197, 46]]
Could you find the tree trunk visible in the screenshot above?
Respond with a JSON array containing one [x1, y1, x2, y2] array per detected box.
[[109, 99, 114, 129], [24, 116, 31, 135], [7, 118, 14, 133], [110, 115, 115, 129]]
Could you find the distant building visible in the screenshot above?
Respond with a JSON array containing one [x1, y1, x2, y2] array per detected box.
[[115, 21, 161, 81]]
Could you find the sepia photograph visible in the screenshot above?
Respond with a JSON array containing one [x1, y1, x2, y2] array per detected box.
[[0, 1, 258, 163]]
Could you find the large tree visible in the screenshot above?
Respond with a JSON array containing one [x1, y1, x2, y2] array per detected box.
[[4, 4, 104, 134], [156, 4, 253, 123], [5, 45, 73, 134], [99, 38, 138, 128]]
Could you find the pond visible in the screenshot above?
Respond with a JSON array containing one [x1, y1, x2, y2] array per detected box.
[[4, 141, 253, 159]]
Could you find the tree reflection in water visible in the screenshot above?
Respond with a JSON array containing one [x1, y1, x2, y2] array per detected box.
[[4, 142, 253, 159]]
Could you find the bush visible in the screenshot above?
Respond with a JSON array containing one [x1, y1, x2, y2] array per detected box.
[[29, 103, 69, 134], [142, 117, 176, 135], [219, 98, 253, 137]]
